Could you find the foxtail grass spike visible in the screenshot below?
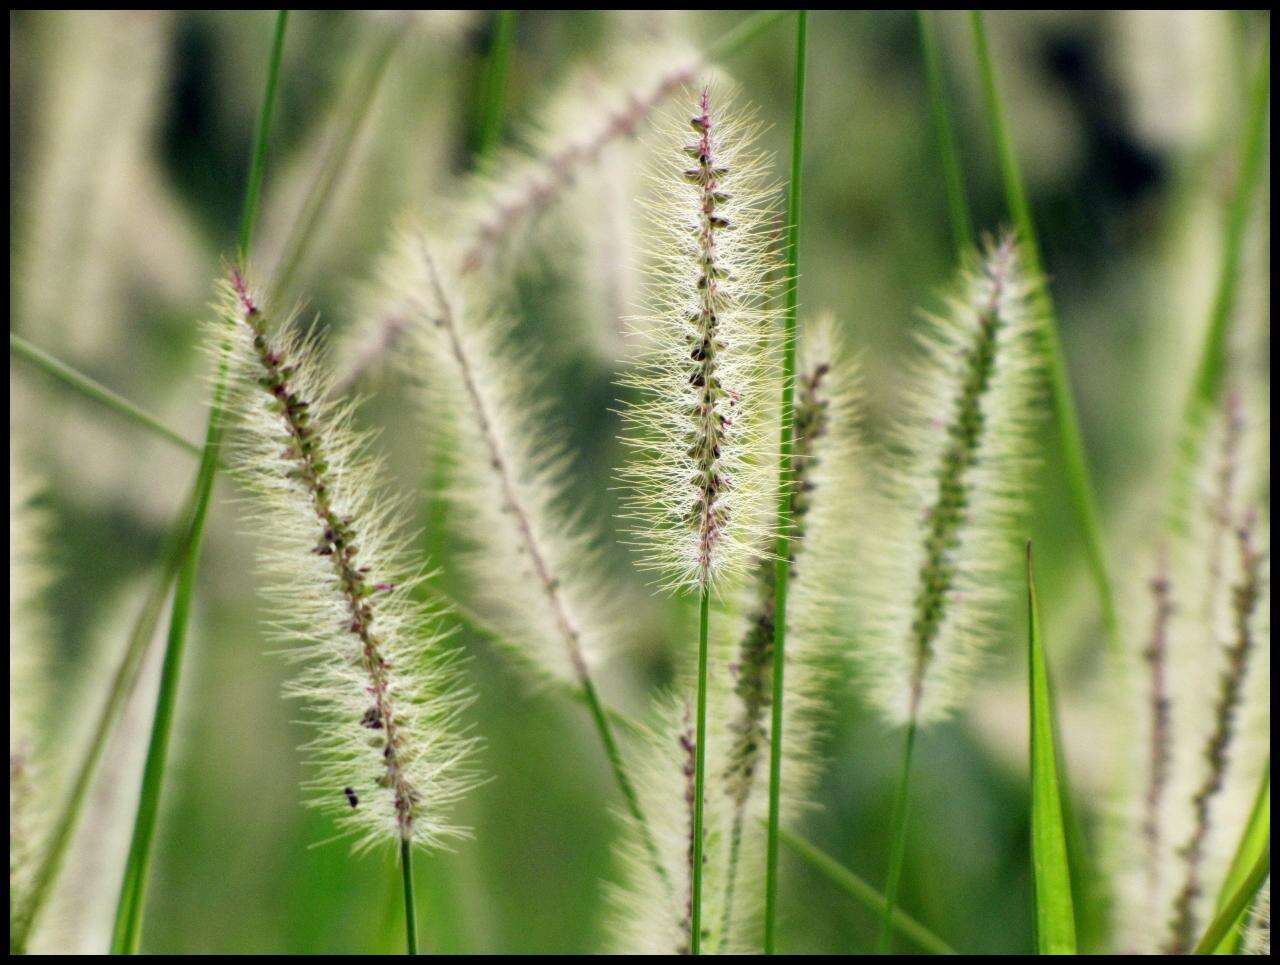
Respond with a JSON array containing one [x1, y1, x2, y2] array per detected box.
[[854, 234, 1041, 727], [214, 269, 479, 855], [619, 85, 781, 594]]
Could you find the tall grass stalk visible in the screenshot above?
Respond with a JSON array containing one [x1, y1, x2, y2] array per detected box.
[[109, 12, 288, 953], [776, 826, 956, 955], [968, 10, 1118, 649], [620, 83, 782, 953], [915, 10, 973, 258], [268, 18, 406, 307], [764, 11, 807, 954]]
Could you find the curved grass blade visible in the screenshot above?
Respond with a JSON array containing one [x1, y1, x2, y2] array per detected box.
[[1026, 543, 1076, 954], [777, 826, 955, 955], [969, 10, 1117, 651], [10, 333, 202, 458], [1212, 764, 1271, 954], [1194, 843, 1271, 955], [110, 11, 289, 954]]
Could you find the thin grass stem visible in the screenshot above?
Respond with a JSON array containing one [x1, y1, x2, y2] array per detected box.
[[9, 333, 202, 457], [876, 720, 918, 953], [968, 10, 1118, 650], [776, 825, 956, 955], [691, 587, 712, 954], [916, 10, 973, 257], [763, 10, 807, 954], [402, 838, 419, 955], [238, 11, 289, 260], [109, 12, 288, 953]]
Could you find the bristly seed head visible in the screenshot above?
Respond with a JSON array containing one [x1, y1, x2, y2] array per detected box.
[[213, 269, 478, 854], [620, 84, 781, 594]]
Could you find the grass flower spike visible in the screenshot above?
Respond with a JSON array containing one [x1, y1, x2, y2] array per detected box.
[[214, 269, 477, 858], [620, 85, 779, 594], [619, 84, 780, 954], [855, 235, 1040, 726]]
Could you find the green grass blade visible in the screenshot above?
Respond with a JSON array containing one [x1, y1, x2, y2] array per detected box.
[[968, 10, 1117, 651], [1211, 763, 1271, 954], [109, 11, 289, 953], [777, 826, 956, 955], [764, 9, 807, 955], [475, 10, 516, 158], [1026, 543, 1077, 954], [10, 333, 202, 457], [1194, 842, 1271, 955], [915, 10, 973, 257], [875, 722, 918, 953], [1168, 39, 1270, 533]]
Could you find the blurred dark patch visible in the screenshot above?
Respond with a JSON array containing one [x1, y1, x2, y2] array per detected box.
[[159, 16, 245, 242], [1034, 25, 1167, 282]]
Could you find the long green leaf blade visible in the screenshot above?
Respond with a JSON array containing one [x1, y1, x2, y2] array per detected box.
[[1026, 544, 1077, 954], [1195, 843, 1271, 955], [1212, 764, 1271, 954]]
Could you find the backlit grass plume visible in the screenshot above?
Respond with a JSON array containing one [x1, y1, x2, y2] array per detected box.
[[619, 85, 780, 593], [717, 316, 861, 944], [388, 233, 675, 887], [606, 688, 738, 955], [213, 268, 477, 855], [392, 234, 619, 690], [853, 235, 1041, 726], [1244, 881, 1271, 955]]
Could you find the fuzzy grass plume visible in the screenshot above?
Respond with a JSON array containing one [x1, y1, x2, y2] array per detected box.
[[606, 688, 738, 955], [392, 235, 619, 690], [853, 235, 1041, 726], [213, 269, 476, 853], [619, 84, 780, 594]]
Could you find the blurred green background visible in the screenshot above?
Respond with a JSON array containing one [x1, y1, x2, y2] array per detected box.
[[9, 9, 1270, 954]]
